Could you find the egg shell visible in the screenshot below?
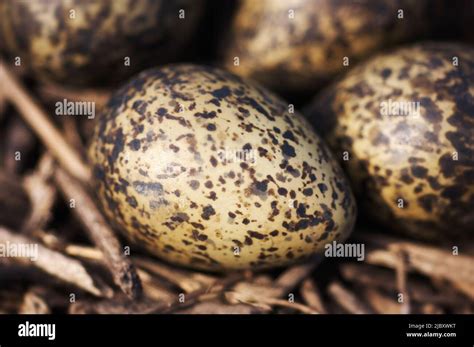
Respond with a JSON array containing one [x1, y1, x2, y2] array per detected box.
[[222, 0, 434, 95], [88, 64, 357, 271], [0, 0, 203, 86], [306, 42, 474, 241]]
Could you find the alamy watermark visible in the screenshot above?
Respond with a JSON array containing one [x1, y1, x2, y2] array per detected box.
[[217, 148, 257, 165], [18, 321, 55, 341], [0, 241, 38, 261], [324, 241, 365, 261], [55, 98, 95, 119], [380, 99, 420, 118]]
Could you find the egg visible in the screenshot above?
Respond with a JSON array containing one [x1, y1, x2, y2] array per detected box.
[[306, 42, 474, 241], [222, 0, 433, 95], [0, 0, 203, 86], [88, 64, 357, 271]]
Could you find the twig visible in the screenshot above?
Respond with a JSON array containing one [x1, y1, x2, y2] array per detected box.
[[19, 290, 51, 314], [64, 244, 103, 261], [358, 232, 474, 300], [64, 243, 216, 296], [328, 281, 374, 314], [134, 257, 215, 293], [0, 172, 31, 229], [300, 278, 326, 313], [62, 117, 86, 155], [0, 61, 91, 183], [274, 260, 319, 296], [177, 301, 261, 314], [3, 117, 36, 174], [341, 262, 470, 307], [69, 296, 160, 314], [366, 246, 474, 300], [148, 272, 246, 313], [137, 269, 176, 302], [21, 154, 56, 234], [394, 249, 410, 314], [362, 288, 402, 314], [225, 290, 317, 314], [54, 167, 142, 300], [0, 227, 109, 298]]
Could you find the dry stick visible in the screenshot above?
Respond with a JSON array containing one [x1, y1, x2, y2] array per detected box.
[[0, 227, 108, 298], [328, 281, 374, 314], [148, 272, 246, 313], [54, 167, 142, 300], [0, 61, 91, 183], [3, 117, 36, 174], [22, 154, 56, 234], [363, 288, 402, 314], [340, 262, 468, 307], [394, 249, 410, 314], [64, 243, 210, 295], [358, 232, 474, 300], [19, 290, 51, 314], [225, 290, 317, 314], [219, 261, 318, 313], [62, 117, 86, 155], [300, 278, 326, 313], [134, 257, 215, 293], [274, 260, 319, 296], [137, 269, 177, 302], [224, 265, 319, 314], [178, 301, 259, 314], [366, 247, 474, 300], [64, 244, 104, 261], [0, 172, 31, 229], [69, 297, 160, 314]]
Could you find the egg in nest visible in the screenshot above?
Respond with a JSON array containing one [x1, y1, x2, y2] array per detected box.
[[88, 64, 357, 271], [306, 42, 474, 241], [222, 0, 433, 95], [0, 0, 204, 86]]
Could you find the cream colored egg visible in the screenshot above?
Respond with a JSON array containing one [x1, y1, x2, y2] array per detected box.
[[307, 43, 474, 241], [89, 64, 357, 271]]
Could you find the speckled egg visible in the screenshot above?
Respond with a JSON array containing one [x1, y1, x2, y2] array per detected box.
[[88, 64, 357, 271], [306, 42, 474, 241], [0, 0, 203, 86], [222, 0, 433, 95]]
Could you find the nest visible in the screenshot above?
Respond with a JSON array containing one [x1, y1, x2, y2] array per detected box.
[[0, 62, 473, 315]]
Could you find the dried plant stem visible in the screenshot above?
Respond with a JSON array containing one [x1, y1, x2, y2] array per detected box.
[[0, 172, 31, 229], [3, 117, 36, 174], [357, 232, 474, 300], [137, 269, 176, 302], [62, 117, 86, 155], [225, 290, 317, 314], [274, 260, 318, 296], [341, 262, 469, 307], [394, 250, 410, 314], [63, 243, 212, 295], [19, 290, 51, 314], [54, 167, 142, 299], [69, 297, 160, 314], [300, 278, 326, 313], [64, 244, 103, 261], [134, 257, 215, 293], [0, 61, 91, 183], [0, 227, 108, 298], [22, 154, 56, 234], [328, 282, 373, 314], [363, 288, 402, 314], [149, 273, 246, 313]]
